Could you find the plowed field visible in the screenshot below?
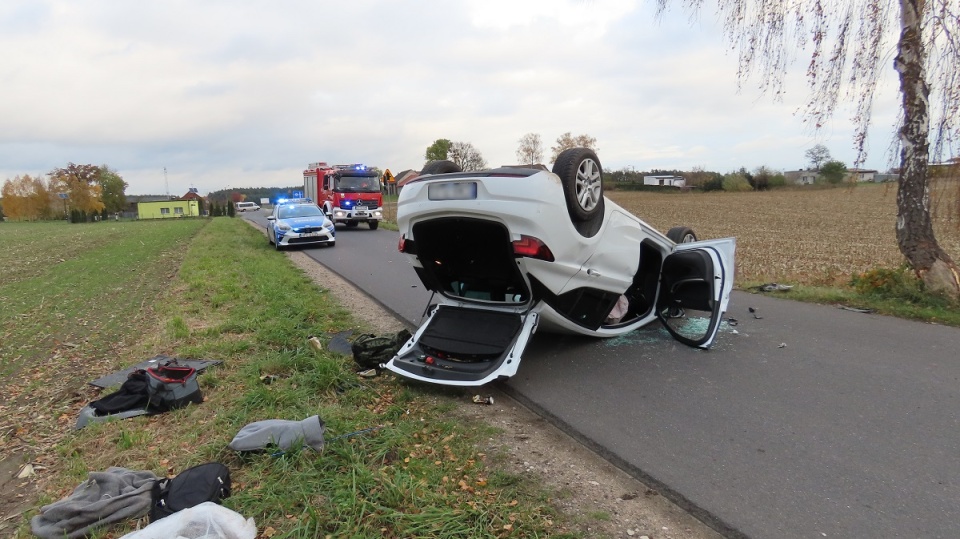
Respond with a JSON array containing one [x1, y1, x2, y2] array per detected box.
[[608, 182, 960, 285]]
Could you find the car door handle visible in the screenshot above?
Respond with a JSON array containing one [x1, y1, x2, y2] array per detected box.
[[587, 268, 601, 277]]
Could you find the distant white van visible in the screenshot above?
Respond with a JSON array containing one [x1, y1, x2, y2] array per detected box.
[[235, 202, 260, 212]]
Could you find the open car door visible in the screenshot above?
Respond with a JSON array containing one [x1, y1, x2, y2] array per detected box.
[[656, 238, 736, 348]]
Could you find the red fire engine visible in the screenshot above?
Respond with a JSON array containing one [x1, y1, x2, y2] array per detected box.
[[303, 162, 383, 229]]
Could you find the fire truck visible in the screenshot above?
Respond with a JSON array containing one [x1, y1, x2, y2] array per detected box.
[[303, 162, 383, 229]]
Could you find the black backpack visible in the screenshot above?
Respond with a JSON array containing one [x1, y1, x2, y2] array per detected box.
[[351, 329, 412, 369], [150, 462, 231, 522]]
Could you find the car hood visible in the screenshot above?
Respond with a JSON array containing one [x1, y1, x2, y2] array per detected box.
[[279, 216, 330, 227]]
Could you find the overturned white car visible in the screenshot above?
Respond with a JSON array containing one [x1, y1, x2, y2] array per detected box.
[[386, 148, 735, 386]]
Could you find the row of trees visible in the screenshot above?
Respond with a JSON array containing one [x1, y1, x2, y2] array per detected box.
[[1, 164, 128, 221], [423, 132, 600, 171], [426, 135, 859, 189]]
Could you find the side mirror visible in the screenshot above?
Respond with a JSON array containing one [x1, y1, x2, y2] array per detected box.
[[267, 216, 275, 221]]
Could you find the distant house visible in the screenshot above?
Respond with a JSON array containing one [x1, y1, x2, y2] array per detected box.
[[872, 173, 898, 183], [785, 168, 880, 184], [643, 175, 686, 188], [846, 168, 878, 182], [395, 170, 421, 189], [784, 169, 819, 185], [181, 187, 203, 200], [137, 199, 200, 219]]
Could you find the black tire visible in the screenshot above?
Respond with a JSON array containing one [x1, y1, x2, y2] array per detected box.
[[346, 221, 359, 228], [420, 160, 462, 176], [552, 148, 604, 222], [368, 220, 379, 230], [666, 226, 697, 244]]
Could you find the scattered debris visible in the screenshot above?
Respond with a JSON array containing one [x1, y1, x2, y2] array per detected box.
[[259, 374, 277, 384], [357, 368, 378, 378], [749, 307, 763, 319], [839, 306, 875, 314], [16, 463, 35, 479], [308, 336, 323, 352], [778, 343, 787, 348], [751, 283, 793, 292], [727, 318, 738, 326], [326, 330, 355, 355], [472, 395, 495, 405]]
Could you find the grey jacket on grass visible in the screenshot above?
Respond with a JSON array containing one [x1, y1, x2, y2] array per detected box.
[[30, 467, 158, 539], [228, 415, 326, 452]]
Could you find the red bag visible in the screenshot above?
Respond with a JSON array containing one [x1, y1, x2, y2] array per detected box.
[[145, 362, 203, 412]]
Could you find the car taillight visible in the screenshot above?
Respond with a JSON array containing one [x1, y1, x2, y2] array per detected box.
[[398, 234, 416, 254], [512, 235, 554, 262]]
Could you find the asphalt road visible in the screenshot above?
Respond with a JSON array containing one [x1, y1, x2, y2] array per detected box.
[[247, 214, 960, 538]]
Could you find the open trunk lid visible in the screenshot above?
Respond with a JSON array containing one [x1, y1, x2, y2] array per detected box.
[[386, 304, 538, 386], [388, 217, 539, 385]]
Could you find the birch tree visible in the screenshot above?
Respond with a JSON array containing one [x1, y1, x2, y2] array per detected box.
[[449, 141, 488, 172], [549, 133, 599, 164], [656, 0, 960, 298], [516, 133, 545, 165]]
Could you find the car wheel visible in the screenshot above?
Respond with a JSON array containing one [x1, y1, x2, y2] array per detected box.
[[420, 160, 462, 175], [275, 235, 284, 251], [666, 226, 697, 243], [552, 148, 604, 222], [368, 220, 379, 230]]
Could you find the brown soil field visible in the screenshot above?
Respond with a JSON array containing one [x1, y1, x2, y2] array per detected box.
[[607, 182, 960, 286]]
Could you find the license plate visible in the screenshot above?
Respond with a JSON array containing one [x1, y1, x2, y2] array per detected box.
[[429, 181, 477, 200], [355, 206, 368, 212], [302, 232, 323, 238]]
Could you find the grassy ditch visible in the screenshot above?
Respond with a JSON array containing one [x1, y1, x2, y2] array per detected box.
[[5, 218, 567, 539]]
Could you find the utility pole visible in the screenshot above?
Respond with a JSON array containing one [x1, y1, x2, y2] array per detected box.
[[58, 193, 69, 220], [164, 167, 169, 196]]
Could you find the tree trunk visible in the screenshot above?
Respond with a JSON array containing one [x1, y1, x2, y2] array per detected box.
[[894, 0, 960, 299]]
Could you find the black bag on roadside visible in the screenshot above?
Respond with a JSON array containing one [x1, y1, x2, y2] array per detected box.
[[150, 462, 231, 522], [88, 370, 151, 415], [351, 329, 412, 369], [145, 362, 203, 412]]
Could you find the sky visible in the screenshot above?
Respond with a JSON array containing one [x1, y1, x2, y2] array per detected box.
[[0, 0, 905, 196]]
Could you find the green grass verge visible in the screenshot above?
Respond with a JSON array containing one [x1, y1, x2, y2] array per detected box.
[[9, 218, 571, 539], [739, 276, 960, 327]]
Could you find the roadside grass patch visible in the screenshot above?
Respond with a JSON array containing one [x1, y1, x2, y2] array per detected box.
[[14, 218, 569, 538]]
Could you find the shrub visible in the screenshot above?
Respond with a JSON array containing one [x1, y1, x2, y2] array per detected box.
[[850, 265, 925, 301], [722, 174, 753, 192], [701, 176, 725, 192]]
